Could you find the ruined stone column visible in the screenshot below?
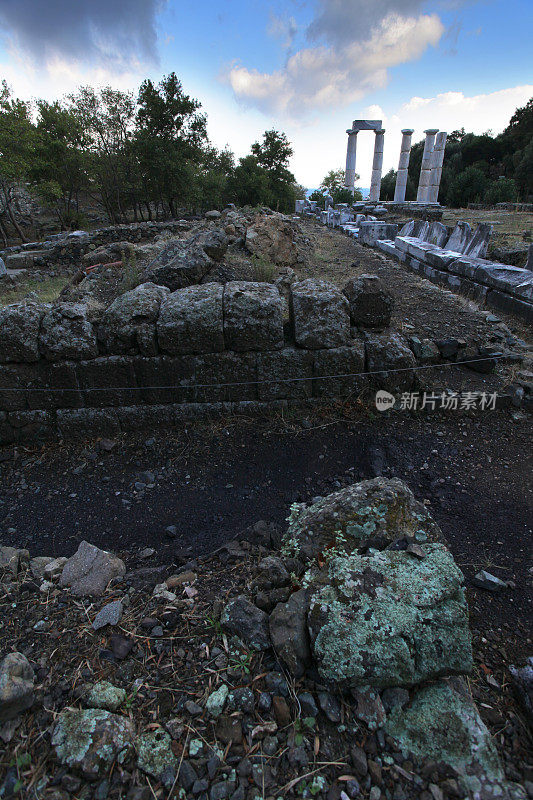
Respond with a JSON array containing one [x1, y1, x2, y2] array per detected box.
[[344, 130, 358, 194], [426, 131, 447, 204], [416, 128, 439, 202], [394, 129, 414, 203], [369, 129, 385, 202]]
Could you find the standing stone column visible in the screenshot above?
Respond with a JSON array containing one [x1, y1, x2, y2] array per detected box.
[[369, 129, 385, 202], [416, 129, 439, 202], [394, 128, 414, 203], [426, 131, 447, 204], [344, 130, 358, 194]]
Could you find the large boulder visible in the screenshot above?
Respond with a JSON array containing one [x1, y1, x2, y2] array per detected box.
[[143, 230, 228, 291], [39, 302, 98, 361], [98, 282, 169, 355], [245, 214, 299, 266], [52, 708, 135, 779], [223, 281, 284, 351], [59, 540, 126, 597], [284, 477, 441, 561], [307, 544, 473, 688], [157, 283, 224, 355], [0, 301, 45, 363], [290, 279, 350, 349], [82, 241, 137, 267], [385, 679, 526, 799], [0, 653, 35, 722], [343, 274, 393, 329]]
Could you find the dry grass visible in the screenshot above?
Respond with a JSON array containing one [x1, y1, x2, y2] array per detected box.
[[441, 207, 533, 253], [0, 275, 68, 307]]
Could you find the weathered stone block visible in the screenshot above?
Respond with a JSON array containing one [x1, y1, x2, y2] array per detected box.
[[25, 362, 81, 410], [99, 282, 169, 355], [313, 343, 366, 398], [7, 410, 52, 442], [133, 355, 196, 404], [223, 282, 283, 352], [56, 408, 121, 440], [291, 279, 350, 349], [195, 352, 257, 402], [343, 274, 393, 328], [40, 303, 98, 361], [365, 331, 416, 392], [158, 283, 224, 355], [257, 348, 313, 401], [77, 356, 139, 407], [358, 222, 399, 246], [0, 365, 30, 412], [0, 302, 45, 363]]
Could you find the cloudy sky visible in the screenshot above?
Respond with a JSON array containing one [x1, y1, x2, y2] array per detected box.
[[0, 0, 531, 188]]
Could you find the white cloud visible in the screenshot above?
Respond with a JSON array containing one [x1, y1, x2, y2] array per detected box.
[[267, 13, 298, 49], [226, 13, 444, 119]]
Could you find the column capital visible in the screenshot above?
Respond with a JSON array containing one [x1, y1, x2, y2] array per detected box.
[[401, 128, 414, 135], [424, 128, 439, 135], [375, 128, 385, 135], [346, 129, 359, 136]]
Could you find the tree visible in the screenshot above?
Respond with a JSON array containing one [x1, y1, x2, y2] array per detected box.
[[447, 166, 488, 207], [0, 81, 36, 241], [484, 177, 518, 204], [250, 130, 296, 212], [319, 168, 362, 203], [229, 155, 271, 208]]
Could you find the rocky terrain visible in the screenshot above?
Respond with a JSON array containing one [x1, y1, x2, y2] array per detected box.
[[1, 477, 531, 800]]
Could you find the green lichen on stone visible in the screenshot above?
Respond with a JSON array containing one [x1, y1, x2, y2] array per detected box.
[[308, 543, 473, 688], [385, 681, 526, 799], [52, 708, 135, 779], [136, 729, 177, 780], [206, 684, 229, 717], [85, 681, 126, 712], [282, 478, 442, 560]]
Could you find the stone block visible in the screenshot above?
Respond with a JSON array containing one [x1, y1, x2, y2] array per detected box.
[[157, 283, 224, 355], [56, 408, 121, 440], [358, 222, 398, 246], [0, 302, 45, 363], [291, 279, 350, 349], [77, 356, 139, 407], [365, 331, 416, 393], [313, 343, 366, 398], [486, 291, 533, 325], [99, 282, 169, 355], [40, 303, 98, 362], [195, 352, 257, 402], [0, 364, 30, 412], [133, 355, 195, 404], [26, 361, 82, 410], [463, 223, 492, 258], [257, 348, 313, 401], [223, 282, 284, 352], [8, 410, 52, 442], [424, 221, 448, 247], [445, 222, 472, 254], [343, 275, 393, 329]]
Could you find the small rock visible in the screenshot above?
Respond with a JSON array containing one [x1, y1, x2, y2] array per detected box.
[[318, 690, 341, 723], [0, 653, 35, 722], [297, 692, 318, 718], [227, 687, 255, 714], [221, 596, 271, 650], [206, 684, 229, 717], [350, 687, 386, 730], [136, 729, 178, 784], [272, 695, 291, 727], [215, 714, 243, 744], [85, 681, 126, 712], [350, 745, 368, 777], [53, 708, 135, 779], [110, 634, 133, 660], [29, 556, 54, 581], [60, 541, 126, 597], [472, 570, 507, 592], [92, 600, 123, 630], [43, 556, 68, 580]]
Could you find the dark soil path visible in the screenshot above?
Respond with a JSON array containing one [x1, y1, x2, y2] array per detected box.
[[1, 406, 532, 662]]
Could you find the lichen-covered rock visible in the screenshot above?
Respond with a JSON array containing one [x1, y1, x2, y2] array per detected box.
[[284, 477, 441, 561], [59, 540, 126, 597], [39, 303, 98, 361], [206, 684, 229, 718], [223, 281, 284, 351], [98, 282, 169, 355], [52, 708, 135, 779], [291, 279, 350, 349], [157, 283, 224, 354], [0, 652, 35, 722], [0, 301, 45, 363], [385, 679, 526, 799], [85, 681, 126, 712], [143, 230, 228, 291], [364, 331, 416, 392], [343, 274, 393, 329], [245, 214, 299, 266], [307, 544, 473, 688], [136, 729, 178, 782], [221, 595, 271, 650]]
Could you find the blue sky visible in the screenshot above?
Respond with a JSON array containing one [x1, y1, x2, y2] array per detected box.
[[0, 0, 531, 187]]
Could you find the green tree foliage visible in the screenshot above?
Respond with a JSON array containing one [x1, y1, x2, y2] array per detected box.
[[0, 81, 36, 241]]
